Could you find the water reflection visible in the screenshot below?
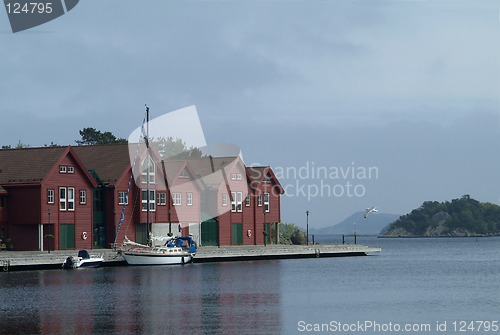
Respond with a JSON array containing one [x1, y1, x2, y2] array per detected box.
[[0, 261, 281, 335]]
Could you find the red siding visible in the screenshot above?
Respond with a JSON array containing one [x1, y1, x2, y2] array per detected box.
[[1, 145, 284, 249]]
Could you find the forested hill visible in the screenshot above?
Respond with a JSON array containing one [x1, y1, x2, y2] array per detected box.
[[381, 195, 500, 237]]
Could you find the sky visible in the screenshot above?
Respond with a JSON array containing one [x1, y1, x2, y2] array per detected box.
[[1, 0, 499, 229]]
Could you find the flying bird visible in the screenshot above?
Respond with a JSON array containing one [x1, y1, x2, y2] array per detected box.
[[364, 207, 378, 218]]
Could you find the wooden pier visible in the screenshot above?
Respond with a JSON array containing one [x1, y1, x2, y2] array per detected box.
[[0, 244, 381, 271]]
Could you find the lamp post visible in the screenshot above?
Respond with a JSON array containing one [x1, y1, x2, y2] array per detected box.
[[168, 209, 172, 236], [263, 209, 267, 247], [306, 210, 309, 245], [47, 209, 51, 253]]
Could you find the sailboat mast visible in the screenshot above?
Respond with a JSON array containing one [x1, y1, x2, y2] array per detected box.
[[145, 104, 151, 246]]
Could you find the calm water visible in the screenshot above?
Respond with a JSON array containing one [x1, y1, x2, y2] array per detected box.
[[1, 237, 499, 335]]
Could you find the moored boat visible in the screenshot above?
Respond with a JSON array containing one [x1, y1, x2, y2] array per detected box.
[[62, 249, 104, 269], [119, 235, 196, 266]]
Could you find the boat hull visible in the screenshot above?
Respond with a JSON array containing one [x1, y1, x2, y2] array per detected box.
[[62, 256, 104, 269], [78, 259, 103, 268], [122, 252, 193, 265]]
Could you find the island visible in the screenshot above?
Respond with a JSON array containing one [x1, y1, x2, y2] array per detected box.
[[381, 195, 500, 237]]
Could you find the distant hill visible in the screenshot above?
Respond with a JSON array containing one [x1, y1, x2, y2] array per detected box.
[[382, 195, 500, 237], [310, 212, 400, 235]]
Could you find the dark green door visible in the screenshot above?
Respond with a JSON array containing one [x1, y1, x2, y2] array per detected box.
[[264, 223, 271, 245], [201, 218, 219, 246], [60, 224, 75, 249], [232, 223, 243, 245], [136, 224, 148, 245]]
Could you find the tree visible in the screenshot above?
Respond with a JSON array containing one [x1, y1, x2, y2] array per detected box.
[[153, 136, 203, 159], [76, 128, 127, 146], [276, 222, 307, 245]]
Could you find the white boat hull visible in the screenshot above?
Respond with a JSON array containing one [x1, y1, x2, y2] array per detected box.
[[122, 251, 193, 265], [62, 256, 104, 269], [78, 258, 104, 268]]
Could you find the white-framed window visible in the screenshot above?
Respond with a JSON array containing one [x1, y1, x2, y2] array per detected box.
[[67, 187, 75, 211], [67, 166, 75, 174], [48, 189, 55, 204], [231, 173, 237, 180], [59, 187, 67, 211], [222, 193, 228, 207], [141, 155, 155, 184], [231, 192, 236, 212], [245, 194, 250, 207], [264, 192, 270, 212], [263, 176, 271, 183], [237, 192, 242, 212], [59, 166, 67, 174], [158, 192, 167, 205], [187, 192, 193, 206], [80, 190, 86, 204], [237, 173, 242, 180], [118, 191, 128, 205], [231, 192, 243, 212], [142, 189, 156, 211], [257, 194, 263, 207], [173, 193, 182, 206]]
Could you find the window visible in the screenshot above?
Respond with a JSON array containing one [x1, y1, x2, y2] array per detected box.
[[48, 189, 55, 204], [142, 190, 156, 211], [231, 192, 242, 212], [79, 190, 86, 205], [245, 194, 250, 207], [187, 192, 193, 206], [59, 166, 67, 173], [67, 166, 75, 174], [141, 155, 155, 184], [231, 192, 236, 212], [237, 192, 242, 212], [172, 193, 181, 206], [257, 194, 263, 207], [118, 191, 128, 205], [231, 173, 237, 180], [158, 192, 167, 205], [59, 187, 67, 211], [237, 173, 242, 180], [222, 193, 228, 207], [67, 188, 75, 211], [264, 192, 270, 212]]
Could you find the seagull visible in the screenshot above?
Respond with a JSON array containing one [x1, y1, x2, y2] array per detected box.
[[364, 207, 378, 218]]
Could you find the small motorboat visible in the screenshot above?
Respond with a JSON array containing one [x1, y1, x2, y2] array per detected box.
[[62, 249, 104, 269]]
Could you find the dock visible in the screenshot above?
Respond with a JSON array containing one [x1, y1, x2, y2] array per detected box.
[[0, 244, 381, 271]]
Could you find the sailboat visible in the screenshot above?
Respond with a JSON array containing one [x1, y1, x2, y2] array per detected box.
[[117, 105, 197, 266], [120, 235, 196, 265]]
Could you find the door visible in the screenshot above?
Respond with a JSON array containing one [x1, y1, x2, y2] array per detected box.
[[136, 224, 148, 245], [59, 224, 75, 249], [201, 218, 219, 246], [264, 223, 271, 245], [232, 223, 243, 245]]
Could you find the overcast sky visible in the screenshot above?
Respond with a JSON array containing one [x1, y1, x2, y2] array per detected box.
[[1, 0, 499, 228]]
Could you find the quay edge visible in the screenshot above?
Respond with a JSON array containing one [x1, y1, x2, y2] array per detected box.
[[0, 244, 381, 272]]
